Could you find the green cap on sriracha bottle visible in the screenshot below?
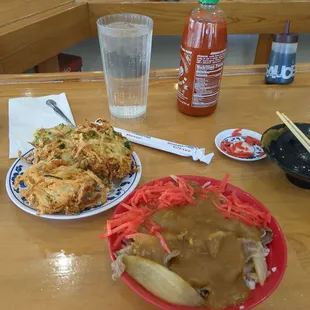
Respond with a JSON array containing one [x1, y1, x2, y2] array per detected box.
[[199, 0, 219, 4]]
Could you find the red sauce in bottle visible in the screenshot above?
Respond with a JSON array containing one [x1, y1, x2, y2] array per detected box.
[[177, 0, 227, 116]]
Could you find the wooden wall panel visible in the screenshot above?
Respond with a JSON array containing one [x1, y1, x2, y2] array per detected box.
[[0, 0, 72, 28], [88, 1, 310, 36], [0, 3, 90, 73]]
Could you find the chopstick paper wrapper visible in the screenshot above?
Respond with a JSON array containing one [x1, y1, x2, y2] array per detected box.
[[114, 128, 214, 164]]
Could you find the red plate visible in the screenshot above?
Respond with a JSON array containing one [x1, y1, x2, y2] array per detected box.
[[108, 176, 287, 310]]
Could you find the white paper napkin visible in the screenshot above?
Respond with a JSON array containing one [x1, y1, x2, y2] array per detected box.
[[9, 93, 75, 158]]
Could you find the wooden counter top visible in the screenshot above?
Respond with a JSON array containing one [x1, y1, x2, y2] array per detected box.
[[0, 65, 309, 310]]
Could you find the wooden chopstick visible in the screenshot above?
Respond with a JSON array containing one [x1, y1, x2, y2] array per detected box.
[[281, 113, 310, 151], [282, 113, 309, 143], [276, 111, 310, 153], [277, 112, 310, 151]]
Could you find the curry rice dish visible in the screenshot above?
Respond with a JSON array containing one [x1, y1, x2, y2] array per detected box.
[[106, 177, 273, 309]]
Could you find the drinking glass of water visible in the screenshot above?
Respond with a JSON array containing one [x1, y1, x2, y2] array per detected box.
[[97, 14, 153, 123]]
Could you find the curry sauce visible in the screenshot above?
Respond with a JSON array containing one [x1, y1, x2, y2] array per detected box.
[[133, 198, 261, 309]]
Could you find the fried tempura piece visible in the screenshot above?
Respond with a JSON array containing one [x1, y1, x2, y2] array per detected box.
[[30, 119, 135, 179], [14, 161, 110, 215]]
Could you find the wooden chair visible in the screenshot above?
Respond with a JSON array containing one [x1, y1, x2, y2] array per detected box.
[[1, 0, 310, 73], [0, 0, 89, 73]]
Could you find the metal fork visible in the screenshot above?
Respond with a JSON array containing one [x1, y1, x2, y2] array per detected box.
[[46, 99, 76, 128]]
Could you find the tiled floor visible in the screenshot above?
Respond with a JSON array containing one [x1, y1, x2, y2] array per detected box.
[[64, 34, 310, 71]]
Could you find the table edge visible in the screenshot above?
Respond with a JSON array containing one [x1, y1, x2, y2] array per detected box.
[[1, 64, 310, 85]]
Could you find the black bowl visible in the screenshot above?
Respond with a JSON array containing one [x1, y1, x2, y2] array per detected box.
[[261, 123, 310, 189]]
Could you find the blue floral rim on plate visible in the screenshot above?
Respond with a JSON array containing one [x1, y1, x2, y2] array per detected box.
[[6, 148, 142, 220]]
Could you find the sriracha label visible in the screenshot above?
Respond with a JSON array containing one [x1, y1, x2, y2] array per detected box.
[[178, 46, 226, 108], [177, 14, 227, 116]]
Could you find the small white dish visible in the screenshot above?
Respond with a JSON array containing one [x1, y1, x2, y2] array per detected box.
[[215, 129, 266, 162], [6, 149, 142, 219]]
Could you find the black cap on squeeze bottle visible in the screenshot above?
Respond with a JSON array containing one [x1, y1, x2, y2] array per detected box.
[[265, 21, 299, 85]]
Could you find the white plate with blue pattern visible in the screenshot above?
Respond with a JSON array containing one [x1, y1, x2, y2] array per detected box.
[[215, 129, 266, 162], [6, 148, 142, 219]]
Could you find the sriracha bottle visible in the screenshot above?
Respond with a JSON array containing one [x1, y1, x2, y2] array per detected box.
[[177, 0, 227, 116]]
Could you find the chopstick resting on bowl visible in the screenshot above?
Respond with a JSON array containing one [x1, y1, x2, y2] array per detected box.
[[276, 111, 310, 153]]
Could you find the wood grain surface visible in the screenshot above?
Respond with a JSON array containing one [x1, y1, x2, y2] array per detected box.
[[35, 56, 60, 73], [88, 0, 310, 36], [0, 0, 72, 28], [255, 34, 274, 65], [0, 66, 309, 310], [2, 0, 310, 73], [0, 3, 89, 74], [3, 64, 310, 84]]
